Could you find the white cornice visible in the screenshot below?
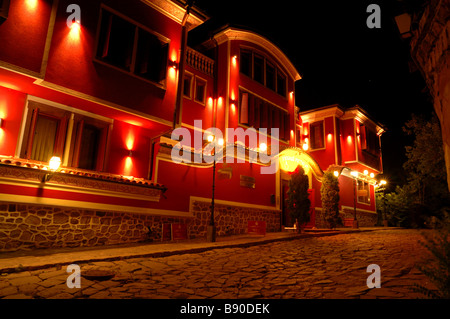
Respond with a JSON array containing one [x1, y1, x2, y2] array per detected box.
[[140, 0, 208, 30], [208, 27, 301, 82]]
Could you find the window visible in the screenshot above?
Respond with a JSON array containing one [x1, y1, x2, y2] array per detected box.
[[239, 49, 287, 97], [183, 73, 193, 98], [21, 99, 111, 172], [357, 180, 370, 204], [30, 114, 62, 162], [360, 125, 380, 156], [310, 121, 324, 150], [253, 54, 264, 85], [266, 62, 276, 91], [194, 77, 206, 104], [240, 50, 252, 77], [276, 71, 286, 97], [239, 90, 289, 140], [0, 0, 10, 24], [96, 8, 169, 85]]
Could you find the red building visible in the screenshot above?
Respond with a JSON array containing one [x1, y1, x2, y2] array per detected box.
[[0, 0, 385, 252]]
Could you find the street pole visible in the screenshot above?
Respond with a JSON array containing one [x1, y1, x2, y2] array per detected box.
[[352, 177, 358, 229]]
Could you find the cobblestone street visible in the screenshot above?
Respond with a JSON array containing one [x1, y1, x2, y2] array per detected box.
[[0, 229, 438, 299]]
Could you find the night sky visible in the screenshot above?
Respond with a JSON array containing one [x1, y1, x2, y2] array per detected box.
[[190, 0, 434, 190]]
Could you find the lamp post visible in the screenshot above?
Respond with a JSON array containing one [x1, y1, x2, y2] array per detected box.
[[207, 136, 223, 242], [380, 180, 387, 227], [350, 170, 359, 229]]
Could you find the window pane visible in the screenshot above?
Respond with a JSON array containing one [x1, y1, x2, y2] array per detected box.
[[310, 121, 324, 149], [253, 55, 264, 84], [266, 62, 275, 91], [183, 75, 192, 97], [277, 71, 286, 96], [240, 50, 251, 77], [135, 28, 168, 83], [31, 115, 59, 162], [195, 79, 206, 103], [97, 11, 135, 71], [78, 124, 100, 170]]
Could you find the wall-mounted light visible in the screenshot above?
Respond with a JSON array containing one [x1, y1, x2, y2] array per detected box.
[[128, 150, 133, 157], [0, 118, 3, 128], [302, 143, 309, 151], [333, 170, 340, 177], [43, 156, 61, 182]]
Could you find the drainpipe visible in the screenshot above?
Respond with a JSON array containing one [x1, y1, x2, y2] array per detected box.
[[173, 1, 193, 129]]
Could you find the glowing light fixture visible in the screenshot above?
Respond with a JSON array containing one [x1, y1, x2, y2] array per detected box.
[[364, 170, 368, 175], [259, 143, 267, 152], [302, 143, 309, 151], [380, 180, 387, 185], [350, 171, 358, 178], [333, 170, 340, 177], [49, 156, 62, 171], [218, 138, 224, 146], [370, 173, 375, 178], [207, 135, 214, 143], [43, 156, 61, 183]]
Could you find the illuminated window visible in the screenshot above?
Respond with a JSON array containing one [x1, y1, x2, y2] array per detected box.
[[310, 121, 324, 150], [96, 8, 168, 85], [21, 99, 111, 171], [239, 90, 290, 140], [239, 49, 287, 97], [357, 180, 370, 204]]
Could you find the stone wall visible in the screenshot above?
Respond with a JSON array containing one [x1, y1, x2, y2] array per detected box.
[[314, 208, 377, 228], [409, 0, 450, 191], [0, 202, 188, 252], [189, 200, 281, 238]]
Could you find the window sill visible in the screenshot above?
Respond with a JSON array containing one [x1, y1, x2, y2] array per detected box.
[[0, 156, 166, 200]]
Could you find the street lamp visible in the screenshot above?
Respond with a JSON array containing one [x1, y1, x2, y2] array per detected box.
[[207, 136, 224, 242], [350, 170, 359, 229], [379, 180, 387, 227]]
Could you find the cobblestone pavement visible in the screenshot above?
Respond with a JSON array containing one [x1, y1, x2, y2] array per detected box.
[[0, 229, 438, 299]]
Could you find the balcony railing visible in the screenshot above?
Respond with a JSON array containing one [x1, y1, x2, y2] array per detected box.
[[186, 47, 214, 77]]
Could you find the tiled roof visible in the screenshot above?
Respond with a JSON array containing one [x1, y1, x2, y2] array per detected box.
[[0, 156, 165, 189]]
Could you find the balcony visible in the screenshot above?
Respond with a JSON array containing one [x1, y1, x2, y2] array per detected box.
[[186, 47, 214, 77]]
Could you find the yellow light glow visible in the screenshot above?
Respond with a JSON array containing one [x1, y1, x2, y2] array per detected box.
[[370, 173, 375, 178], [208, 97, 213, 109], [232, 55, 237, 67], [207, 135, 214, 143], [290, 130, 294, 139], [364, 170, 368, 175], [380, 180, 387, 185], [231, 103, 236, 114], [218, 138, 224, 146], [49, 156, 61, 171], [68, 21, 81, 42], [347, 135, 352, 143], [26, 0, 38, 11], [259, 143, 267, 152], [218, 97, 223, 108], [124, 156, 133, 175], [302, 143, 309, 151], [327, 133, 332, 142], [126, 135, 134, 151], [279, 149, 310, 174], [334, 171, 339, 177], [350, 171, 358, 177]]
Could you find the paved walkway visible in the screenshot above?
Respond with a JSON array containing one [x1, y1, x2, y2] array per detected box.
[[0, 228, 438, 299]]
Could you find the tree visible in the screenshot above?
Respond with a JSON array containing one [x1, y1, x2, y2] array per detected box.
[[385, 113, 450, 228], [287, 166, 310, 232], [320, 171, 341, 229]]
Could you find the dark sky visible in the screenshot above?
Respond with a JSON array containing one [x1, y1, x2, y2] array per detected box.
[[190, 0, 434, 189]]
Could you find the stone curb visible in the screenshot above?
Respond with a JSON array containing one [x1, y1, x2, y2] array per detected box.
[[0, 228, 376, 273]]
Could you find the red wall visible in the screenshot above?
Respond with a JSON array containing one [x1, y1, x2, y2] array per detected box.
[[0, 87, 27, 156]]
